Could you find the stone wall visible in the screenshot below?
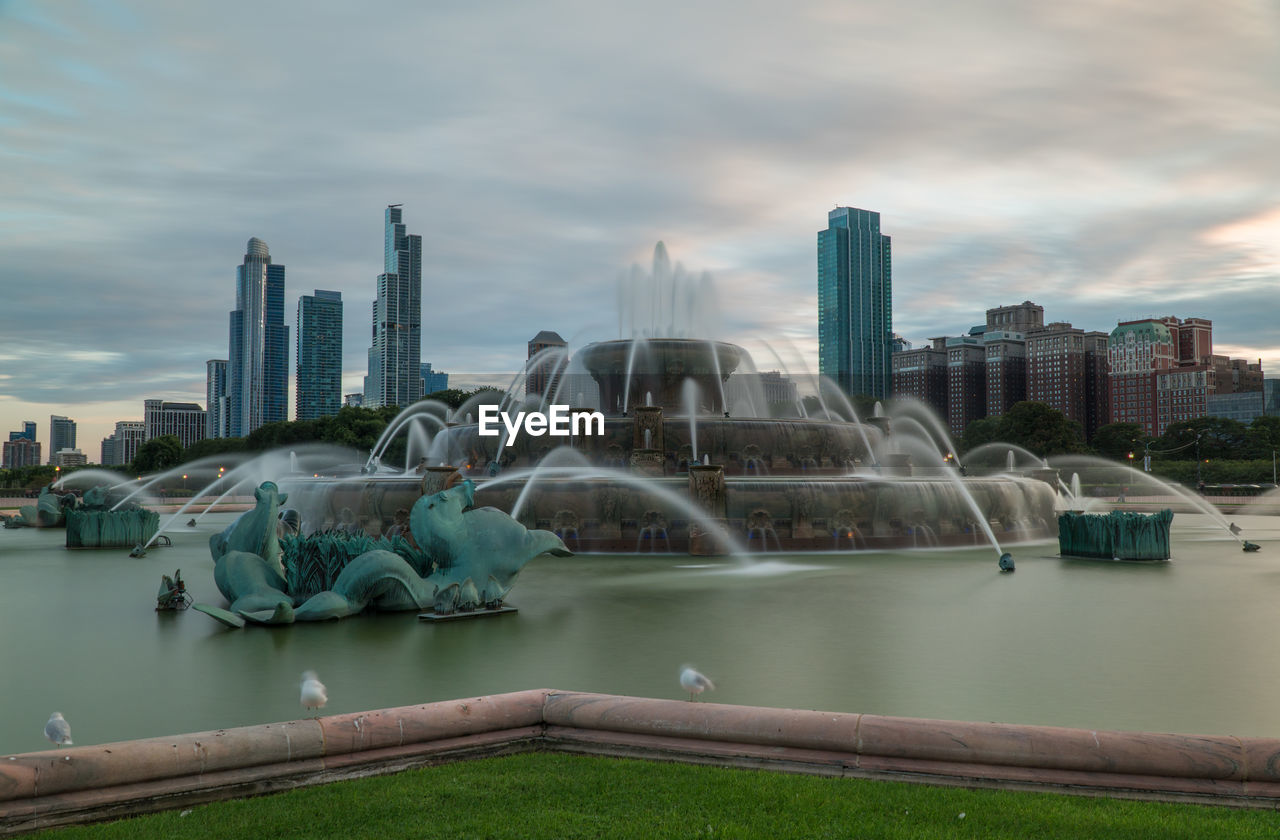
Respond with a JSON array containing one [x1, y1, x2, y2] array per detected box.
[[5, 690, 1280, 835]]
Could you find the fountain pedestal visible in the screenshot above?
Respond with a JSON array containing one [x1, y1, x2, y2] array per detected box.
[[420, 466, 462, 495], [688, 464, 730, 556]]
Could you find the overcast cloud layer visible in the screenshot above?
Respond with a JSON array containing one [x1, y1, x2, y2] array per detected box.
[[2, 0, 1278, 447]]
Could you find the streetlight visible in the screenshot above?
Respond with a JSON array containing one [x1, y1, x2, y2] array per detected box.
[[1195, 433, 1205, 489]]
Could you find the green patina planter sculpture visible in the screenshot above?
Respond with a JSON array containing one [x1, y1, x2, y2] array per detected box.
[[1057, 509, 1173, 562], [64, 485, 159, 549]]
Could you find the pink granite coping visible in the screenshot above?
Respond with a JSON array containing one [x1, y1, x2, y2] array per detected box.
[[4, 689, 1280, 835]]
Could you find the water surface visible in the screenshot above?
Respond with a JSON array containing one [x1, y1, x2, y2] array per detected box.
[[1, 513, 1277, 754]]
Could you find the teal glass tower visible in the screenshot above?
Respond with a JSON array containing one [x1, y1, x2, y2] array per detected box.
[[818, 207, 892, 399], [297, 290, 344, 420]]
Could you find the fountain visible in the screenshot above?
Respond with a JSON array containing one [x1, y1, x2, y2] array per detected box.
[[281, 244, 1058, 559], [1, 242, 1276, 760]]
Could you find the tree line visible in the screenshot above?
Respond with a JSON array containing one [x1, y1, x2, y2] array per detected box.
[[4, 395, 1277, 493]]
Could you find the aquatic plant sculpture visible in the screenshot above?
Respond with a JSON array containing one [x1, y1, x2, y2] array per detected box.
[[65, 485, 160, 548], [1057, 509, 1174, 562], [197, 479, 570, 626]]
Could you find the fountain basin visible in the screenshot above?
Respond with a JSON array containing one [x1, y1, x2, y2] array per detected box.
[[281, 472, 1058, 554], [579, 338, 743, 416]]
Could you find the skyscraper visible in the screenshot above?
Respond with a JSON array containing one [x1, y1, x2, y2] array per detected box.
[[818, 207, 893, 399], [206, 359, 228, 439], [228, 238, 288, 437], [364, 205, 422, 409], [8, 421, 36, 442], [297, 290, 344, 420], [49, 415, 76, 464], [526, 330, 567, 400], [144, 399, 207, 449]]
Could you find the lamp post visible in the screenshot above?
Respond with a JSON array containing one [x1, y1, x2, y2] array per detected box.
[[1195, 433, 1205, 489]]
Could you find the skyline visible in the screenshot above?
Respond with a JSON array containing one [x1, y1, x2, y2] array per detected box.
[[2, 1, 1278, 448]]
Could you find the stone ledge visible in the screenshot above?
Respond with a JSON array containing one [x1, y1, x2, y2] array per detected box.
[[6, 689, 1280, 835]]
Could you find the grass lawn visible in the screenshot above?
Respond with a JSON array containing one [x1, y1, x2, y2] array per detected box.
[[45, 752, 1280, 839]]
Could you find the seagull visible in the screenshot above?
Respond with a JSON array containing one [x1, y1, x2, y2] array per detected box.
[[680, 666, 715, 701], [44, 712, 72, 747], [300, 671, 327, 713]]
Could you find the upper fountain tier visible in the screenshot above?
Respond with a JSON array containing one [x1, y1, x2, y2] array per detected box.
[[579, 338, 744, 416]]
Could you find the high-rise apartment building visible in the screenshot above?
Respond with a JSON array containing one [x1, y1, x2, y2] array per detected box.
[[1107, 316, 1261, 437], [49, 415, 76, 464], [945, 335, 986, 437], [206, 359, 228, 439], [9, 421, 36, 442], [228, 237, 288, 437], [1211, 356, 1264, 395], [364, 205, 422, 409], [526, 330, 568, 400], [1026, 322, 1110, 439], [100, 420, 145, 467], [144, 400, 207, 449], [297, 290, 344, 420], [984, 331, 1027, 419], [1108, 318, 1181, 437], [2, 438, 40, 469], [818, 207, 892, 399], [420, 363, 449, 396], [891, 337, 948, 420]]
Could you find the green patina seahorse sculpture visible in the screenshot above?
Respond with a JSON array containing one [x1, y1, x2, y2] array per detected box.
[[197, 479, 570, 626]]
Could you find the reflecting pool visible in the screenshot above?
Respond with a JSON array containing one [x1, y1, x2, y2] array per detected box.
[[2, 512, 1278, 754]]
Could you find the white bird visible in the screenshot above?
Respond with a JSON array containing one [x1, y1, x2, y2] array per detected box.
[[300, 671, 327, 712], [44, 712, 72, 747], [680, 666, 715, 701]]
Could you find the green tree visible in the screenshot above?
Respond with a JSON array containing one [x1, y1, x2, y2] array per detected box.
[[1001, 401, 1086, 457], [424, 389, 474, 409], [1090, 422, 1148, 460], [960, 417, 1004, 454], [182, 437, 248, 465], [960, 402, 1085, 459], [1243, 415, 1280, 461], [131, 435, 183, 475], [1153, 417, 1248, 461]]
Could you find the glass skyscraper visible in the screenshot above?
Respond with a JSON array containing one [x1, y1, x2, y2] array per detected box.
[[49, 415, 76, 463], [818, 207, 893, 399], [205, 359, 228, 439], [228, 237, 288, 437], [364, 205, 422, 409], [297, 290, 344, 420]]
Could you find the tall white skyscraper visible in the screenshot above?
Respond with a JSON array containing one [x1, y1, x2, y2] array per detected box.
[[364, 205, 422, 409]]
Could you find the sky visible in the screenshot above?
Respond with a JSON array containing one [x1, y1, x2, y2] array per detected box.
[[2, 0, 1278, 451]]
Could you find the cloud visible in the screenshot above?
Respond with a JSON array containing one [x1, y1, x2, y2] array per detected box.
[[2, 0, 1279, 446]]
